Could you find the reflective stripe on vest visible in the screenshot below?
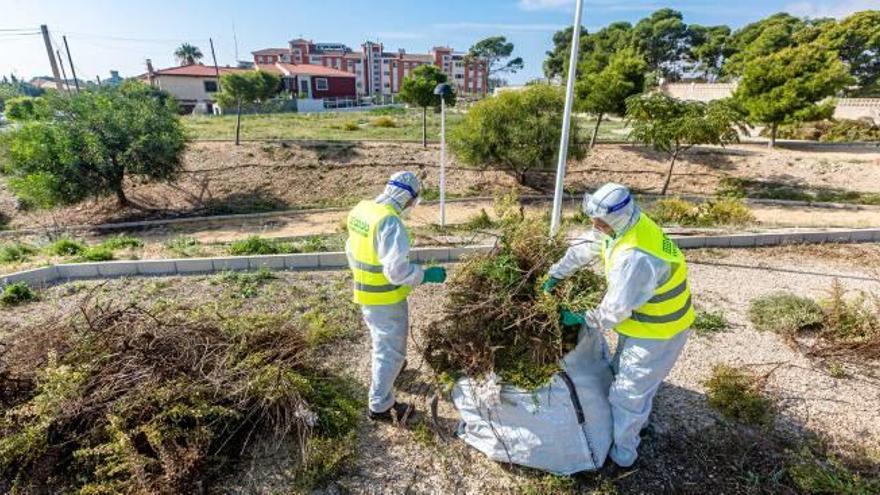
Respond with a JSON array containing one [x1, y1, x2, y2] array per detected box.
[[347, 200, 412, 305], [601, 214, 695, 340]]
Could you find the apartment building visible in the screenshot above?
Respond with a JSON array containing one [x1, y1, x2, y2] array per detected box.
[[252, 39, 488, 97]]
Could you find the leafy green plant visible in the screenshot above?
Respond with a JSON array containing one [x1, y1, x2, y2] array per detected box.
[[704, 364, 774, 427], [342, 121, 359, 131], [1, 282, 37, 306], [46, 238, 86, 256], [649, 197, 754, 227], [461, 209, 496, 231], [789, 447, 880, 494], [227, 236, 292, 256], [214, 268, 276, 299], [748, 293, 825, 335], [693, 310, 729, 336], [398, 64, 455, 146], [100, 234, 143, 250], [0, 242, 38, 263], [78, 246, 115, 262], [370, 116, 397, 128], [165, 236, 203, 258]]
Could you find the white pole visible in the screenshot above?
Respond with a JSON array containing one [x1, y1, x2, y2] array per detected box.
[[550, 0, 585, 236], [440, 97, 447, 227]]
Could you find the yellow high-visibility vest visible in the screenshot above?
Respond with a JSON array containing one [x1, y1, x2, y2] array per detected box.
[[600, 214, 694, 339], [347, 200, 412, 306]]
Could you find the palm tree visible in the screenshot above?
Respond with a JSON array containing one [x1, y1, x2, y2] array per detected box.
[[174, 43, 204, 65]]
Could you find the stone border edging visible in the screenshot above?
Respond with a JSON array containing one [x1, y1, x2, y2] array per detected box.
[[3, 228, 880, 289]]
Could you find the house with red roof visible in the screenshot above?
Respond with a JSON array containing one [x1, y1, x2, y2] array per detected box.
[[142, 62, 249, 114]]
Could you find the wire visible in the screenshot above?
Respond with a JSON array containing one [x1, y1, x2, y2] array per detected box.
[[0, 27, 39, 32], [64, 31, 209, 45]]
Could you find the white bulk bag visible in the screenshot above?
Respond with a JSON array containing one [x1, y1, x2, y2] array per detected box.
[[452, 328, 613, 475]]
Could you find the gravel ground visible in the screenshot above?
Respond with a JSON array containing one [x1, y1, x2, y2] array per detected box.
[[2, 243, 879, 493]]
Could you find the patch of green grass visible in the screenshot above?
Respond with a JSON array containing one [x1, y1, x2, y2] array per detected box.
[[411, 419, 436, 447], [0, 242, 38, 264], [341, 121, 359, 131], [213, 268, 277, 298], [788, 447, 880, 494], [78, 246, 115, 262], [228, 236, 293, 256], [748, 293, 825, 335], [1, 282, 37, 306], [704, 364, 774, 427], [99, 235, 143, 250], [827, 361, 848, 379], [649, 197, 754, 227], [717, 177, 880, 206], [46, 238, 86, 257], [693, 309, 729, 336], [461, 208, 496, 231], [165, 236, 204, 258]]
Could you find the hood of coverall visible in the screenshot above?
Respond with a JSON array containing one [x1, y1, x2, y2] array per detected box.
[[376, 171, 421, 214], [582, 183, 641, 237]]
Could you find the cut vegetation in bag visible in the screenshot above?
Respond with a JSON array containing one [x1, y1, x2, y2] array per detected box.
[[423, 195, 605, 389]]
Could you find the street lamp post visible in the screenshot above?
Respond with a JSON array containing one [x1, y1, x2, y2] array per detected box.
[[550, 0, 585, 236], [434, 83, 454, 227]]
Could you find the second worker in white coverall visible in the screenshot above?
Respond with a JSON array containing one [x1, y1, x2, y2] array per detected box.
[[346, 171, 447, 422], [543, 182, 694, 468]]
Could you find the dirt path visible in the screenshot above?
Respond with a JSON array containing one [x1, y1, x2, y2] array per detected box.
[[3, 141, 879, 230]]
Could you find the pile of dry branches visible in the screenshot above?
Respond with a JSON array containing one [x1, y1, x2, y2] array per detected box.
[[0, 298, 359, 494], [423, 199, 605, 389]]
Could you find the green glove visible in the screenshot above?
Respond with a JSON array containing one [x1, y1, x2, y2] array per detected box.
[[560, 310, 586, 327], [542, 277, 561, 294], [423, 266, 447, 284]]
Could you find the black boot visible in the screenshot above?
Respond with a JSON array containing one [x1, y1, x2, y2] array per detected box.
[[368, 401, 414, 423]]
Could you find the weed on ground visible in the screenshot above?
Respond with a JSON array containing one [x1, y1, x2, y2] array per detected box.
[[704, 364, 775, 427], [693, 309, 730, 336], [648, 197, 754, 227], [0, 282, 36, 307]]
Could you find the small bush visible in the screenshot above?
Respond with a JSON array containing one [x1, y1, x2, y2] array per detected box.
[[46, 238, 86, 256], [693, 310, 729, 336], [1, 282, 36, 306], [748, 293, 825, 335], [228, 236, 292, 256], [165, 236, 203, 257], [100, 234, 142, 250], [820, 279, 879, 342], [0, 242, 37, 263], [768, 119, 880, 143], [788, 447, 880, 494], [704, 364, 774, 427], [371, 116, 397, 128], [461, 209, 495, 231], [342, 121, 359, 131], [649, 197, 754, 227], [78, 246, 115, 262]]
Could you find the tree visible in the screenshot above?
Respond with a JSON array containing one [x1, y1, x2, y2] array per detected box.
[[467, 36, 524, 82], [630, 8, 690, 80], [450, 84, 583, 186], [215, 70, 281, 145], [174, 43, 204, 65], [0, 80, 43, 112], [722, 13, 807, 77], [734, 45, 852, 148], [815, 11, 880, 96], [576, 48, 647, 148], [398, 65, 455, 148], [687, 25, 732, 80], [1, 81, 187, 208], [626, 93, 746, 195]]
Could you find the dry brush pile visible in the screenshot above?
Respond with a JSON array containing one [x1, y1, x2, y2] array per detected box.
[[423, 196, 605, 389], [0, 294, 361, 494]]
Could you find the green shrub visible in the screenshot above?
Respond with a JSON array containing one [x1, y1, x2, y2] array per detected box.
[[649, 198, 694, 225], [649, 197, 754, 227], [768, 119, 880, 143], [371, 116, 397, 128], [748, 293, 825, 334], [342, 121, 359, 131], [0, 242, 37, 263], [78, 246, 115, 262], [227, 236, 292, 255], [789, 447, 880, 494], [46, 238, 86, 256], [165, 236, 203, 257], [1, 282, 37, 306], [100, 234, 142, 250], [820, 280, 879, 342], [214, 268, 276, 298], [461, 209, 496, 231], [704, 364, 774, 427], [693, 310, 729, 336]]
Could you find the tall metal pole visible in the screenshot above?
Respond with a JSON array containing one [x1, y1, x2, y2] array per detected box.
[[439, 96, 447, 227], [62, 35, 80, 92], [549, 0, 585, 236], [40, 25, 64, 92], [209, 38, 221, 91], [56, 49, 72, 95]]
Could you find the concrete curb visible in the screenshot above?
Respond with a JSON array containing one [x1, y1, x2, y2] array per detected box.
[[3, 229, 880, 288]]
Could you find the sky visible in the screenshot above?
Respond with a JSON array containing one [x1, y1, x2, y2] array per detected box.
[[0, 0, 878, 85]]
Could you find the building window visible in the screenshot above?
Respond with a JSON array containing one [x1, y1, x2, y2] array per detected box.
[[315, 78, 329, 91], [203, 80, 218, 93], [455, 74, 463, 80]]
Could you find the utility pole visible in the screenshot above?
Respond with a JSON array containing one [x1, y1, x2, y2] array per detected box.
[[549, 0, 585, 236], [232, 22, 240, 62], [56, 49, 71, 95], [209, 38, 221, 91], [63, 35, 80, 92], [40, 24, 64, 92]]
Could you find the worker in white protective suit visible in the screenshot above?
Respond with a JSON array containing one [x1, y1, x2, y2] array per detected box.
[[346, 171, 447, 422], [543, 183, 694, 468]]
